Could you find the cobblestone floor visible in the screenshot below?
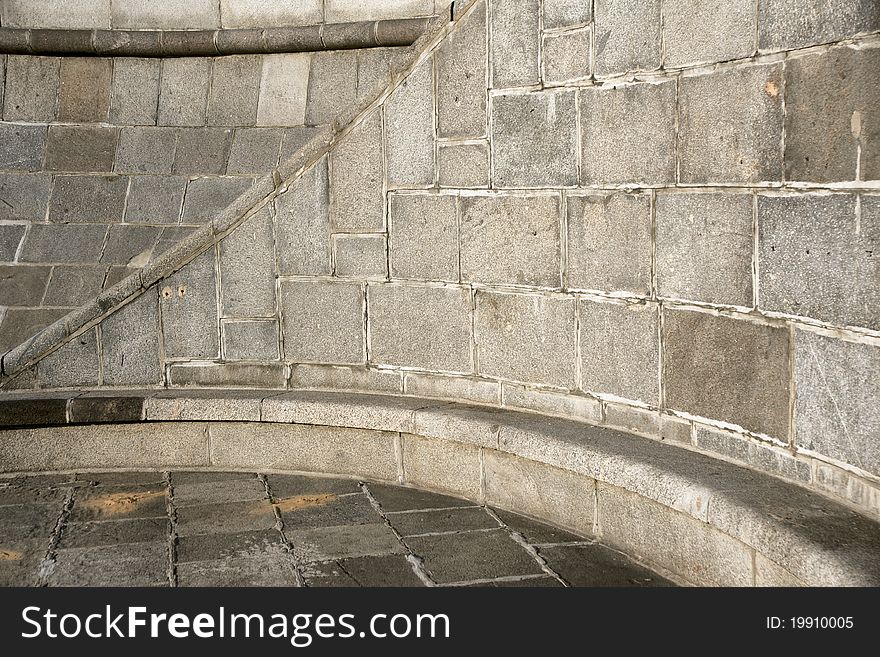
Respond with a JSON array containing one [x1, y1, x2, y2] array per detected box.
[[0, 471, 673, 587]]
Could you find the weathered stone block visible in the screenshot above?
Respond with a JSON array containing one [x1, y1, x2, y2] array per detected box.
[[221, 0, 322, 28], [356, 48, 393, 104], [324, 0, 433, 22], [256, 53, 310, 127], [475, 291, 576, 388], [101, 290, 162, 386], [663, 309, 790, 439], [0, 173, 51, 222], [502, 384, 602, 424], [18, 224, 107, 263], [2, 56, 59, 122], [492, 90, 578, 188], [579, 299, 659, 405], [484, 449, 595, 535], [758, 0, 880, 51], [567, 193, 651, 295], [110, 58, 160, 125], [168, 362, 286, 388], [115, 127, 177, 174], [656, 192, 754, 306], [368, 284, 472, 372], [335, 235, 388, 279], [0, 266, 50, 306], [490, 0, 540, 88], [48, 175, 128, 223], [276, 157, 331, 276], [784, 47, 880, 183], [679, 64, 783, 183], [264, 391, 424, 432], [543, 28, 591, 83], [207, 55, 262, 126], [758, 194, 877, 329], [544, 0, 591, 29], [100, 225, 160, 265], [0, 124, 47, 172], [161, 250, 219, 359], [385, 58, 434, 188], [181, 177, 251, 224], [281, 280, 364, 364], [36, 329, 100, 388], [227, 128, 283, 174], [795, 330, 880, 477], [112, 0, 220, 29], [594, 0, 661, 75], [402, 433, 481, 500], [437, 142, 489, 188], [0, 225, 26, 262], [124, 175, 186, 224], [389, 193, 458, 281], [389, 506, 499, 537], [306, 51, 357, 126], [405, 373, 500, 404], [694, 426, 810, 483], [45, 126, 118, 173], [219, 207, 276, 317], [43, 265, 106, 306], [223, 320, 280, 361], [579, 81, 676, 185], [436, 1, 487, 139], [460, 194, 560, 287], [3, 0, 111, 29], [173, 127, 233, 175], [662, 0, 754, 67], [58, 57, 111, 123], [290, 364, 402, 393], [157, 58, 211, 127], [330, 111, 385, 232]]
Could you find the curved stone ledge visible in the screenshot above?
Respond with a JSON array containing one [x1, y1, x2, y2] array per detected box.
[[0, 18, 428, 57], [0, 390, 878, 586]]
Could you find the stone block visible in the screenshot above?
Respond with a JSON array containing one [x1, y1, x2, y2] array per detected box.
[[662, 0, 754, 67], [207, 55, 262, 126], [58, 57, 112, 122], [45, 126, 118, 173], [146, 391, 266, 424], [221, 0, 322, 28], [100, 290, 162, 385], [542, 543, 672, 586], [2, 56, 59, 122], [579, 299, 660, 404], [263, 391, 425, 433], [223, 320, 280, 361], [161, 250, 219, 359], [330, 111, 385, 232], [475, 290, 576, 388], [287, 523, 403, 563], [2, 0, 111, 29], [256, 53, 310, 127], [181, 176, 251, 224], [110, 58, 161, 125], [754, 554, 805, 586], [68, 395, 145, 423], [0, 395, 69, 427], [544, 0, 591, 28], [694, 426, 810, 483], [48, 175, 128, 223], [124, 176, 186, 224], [356, 48, 393, 104], [47, 542, 167, 587], [438, 142, 489, 188], [0, 265, 49, 306], [280, 280, 364, 364], [112, 0, 220, 29], [812, 463, 880, 518], [491, 90, 578, 188], [368, 284, 472, 372], [61, 517, 169, 550], [0, 173, 51, 222], [176, 527, 283, 563], [566, 193, 651, 295], [594, 0, 661, 75], [209, 422, 398, 481], [36, 329, 100, 388], [389, 193, 458, 281], [385, 58, 435, 188], [494, 509, 582, 545], [0, 225, 26, 262], [579, 81, 676, 185], [306, 51, 357, 126], [0, 124, 47, 172], [157, 58, 211, 127], [276, 157, 331, 275], [402, 433, 481, 500], [405, 373, 500, 404], [411, 402, 505, 449], [484, 449, 595, 535], [597, 482, 752, 586], [368, 482, 472, 512], [18, 224, 107, 263], [175, 499, 275, 537], [602, 403, 691, 442], [168, 362, 286, 388], [543, 28, 591, 83], [784, 47, 880, 183], [173, 127, 233, 175], [663, 309, 790, 439], [324, 0, 434, 22], [289, 364, 403, 393], [758, 0, 880, 51], [758, 194, 877, 329], [335, 235, 388, 279], [227, 128, 283, 174], [389, 506, 499, 536], [436, 1, 487, 139], [656, 192, 754, 306], [490, 0, 540, 88], [679, 64, 783, 183], [0, 308, 68, 351], [502, 385, 602, 423], [114, 127, 176, 174], [279, 491, 378, 530], [795, 330, 880, 478], [99, 225, 160, 266], [219, 207, 276, 317]]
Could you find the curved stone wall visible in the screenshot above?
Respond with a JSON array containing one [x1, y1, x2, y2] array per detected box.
[[1, 1, 879, 532]]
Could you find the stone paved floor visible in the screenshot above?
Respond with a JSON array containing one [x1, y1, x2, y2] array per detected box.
[[0, 471, 673, 587]]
